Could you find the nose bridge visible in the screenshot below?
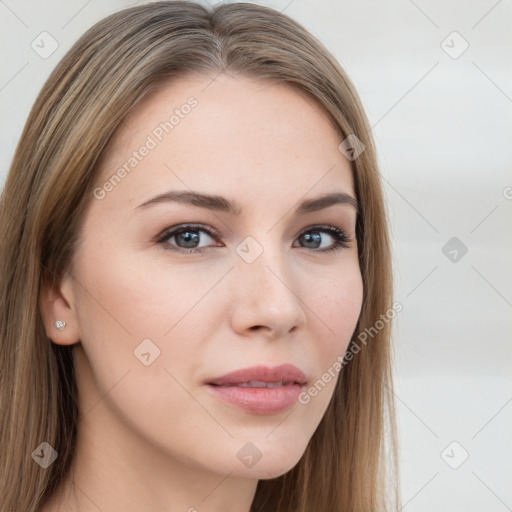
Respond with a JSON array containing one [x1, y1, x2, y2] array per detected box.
[[230, 233, 306, 335], [235, 233, 289, 292]]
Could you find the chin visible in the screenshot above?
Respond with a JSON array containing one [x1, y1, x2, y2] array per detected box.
[[231, 441, 307, 480]]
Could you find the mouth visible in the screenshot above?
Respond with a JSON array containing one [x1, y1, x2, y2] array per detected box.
[[204, 364, 307, 415], [205, 363, 307, 387]]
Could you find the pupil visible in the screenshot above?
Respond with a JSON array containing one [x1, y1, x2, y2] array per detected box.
[[177, 230, 199, 248], [303, 232, 320, 248]]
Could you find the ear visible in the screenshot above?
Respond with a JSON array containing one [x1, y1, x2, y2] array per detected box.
[[39, 270, 81, 346]]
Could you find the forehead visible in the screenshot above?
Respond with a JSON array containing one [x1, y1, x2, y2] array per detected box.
[[93, 72, 355, 212]]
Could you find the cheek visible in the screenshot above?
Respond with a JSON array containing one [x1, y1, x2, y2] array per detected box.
[[312, 266, 364, 357], [73, 237, 228, 341], [71, 241, 230, 408], [292, 265, 363, 414], [70, 246, 221, 463]]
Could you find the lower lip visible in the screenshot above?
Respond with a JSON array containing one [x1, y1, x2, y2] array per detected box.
[[204, 383, 304, 415]]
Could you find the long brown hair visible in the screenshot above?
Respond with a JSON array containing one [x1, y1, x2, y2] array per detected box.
[[0, 2, 400, 510]]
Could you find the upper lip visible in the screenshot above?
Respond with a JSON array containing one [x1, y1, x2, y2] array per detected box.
[[206, 364, 307, 386]]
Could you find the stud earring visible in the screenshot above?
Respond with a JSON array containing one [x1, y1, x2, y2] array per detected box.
[[55, 320, 66, 331]]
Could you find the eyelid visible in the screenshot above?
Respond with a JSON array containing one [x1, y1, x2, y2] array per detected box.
[[156, 222, 214, 235], [155, 223, 221, 247]]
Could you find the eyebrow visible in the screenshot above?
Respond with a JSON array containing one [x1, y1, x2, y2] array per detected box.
[[135, 190, 359, 215]]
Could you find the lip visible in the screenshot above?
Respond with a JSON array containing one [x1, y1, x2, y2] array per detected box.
[[205, 364, 307, 387], [204, 364, 307, 415]]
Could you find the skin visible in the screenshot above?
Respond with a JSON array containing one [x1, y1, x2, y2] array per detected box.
[[39, 72, 363, 512]]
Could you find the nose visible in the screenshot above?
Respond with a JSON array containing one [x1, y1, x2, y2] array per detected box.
[[229, 243, 307, 339]]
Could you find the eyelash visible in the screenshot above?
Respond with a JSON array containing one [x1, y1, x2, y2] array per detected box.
[[155, 223, 352, 254]]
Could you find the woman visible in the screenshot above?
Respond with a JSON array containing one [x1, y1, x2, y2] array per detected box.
[[0, 2, 400, 511]]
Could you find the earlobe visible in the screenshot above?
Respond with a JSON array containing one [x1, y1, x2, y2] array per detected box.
[[39, 272, 80, 346]]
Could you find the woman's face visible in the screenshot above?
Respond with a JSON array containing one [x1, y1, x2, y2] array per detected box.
[[60, 73, 363, 480]]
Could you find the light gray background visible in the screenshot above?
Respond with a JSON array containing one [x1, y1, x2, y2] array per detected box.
[[1, 0, 511, 510]]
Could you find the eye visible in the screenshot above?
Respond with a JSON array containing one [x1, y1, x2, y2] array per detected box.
[[293, 224, 352, 253], [155, 223, 352, 254], [156, 224, 220, 253]]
